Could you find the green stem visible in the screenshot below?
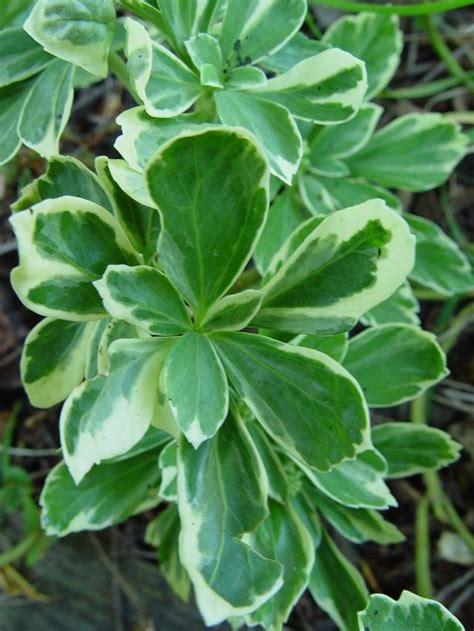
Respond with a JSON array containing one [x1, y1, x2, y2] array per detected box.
[[309, 0, 474, 16], [382, 72, 474, 99], [415, 496, 433, 598], [413, 287, 474, 301], [0, 532, 40, 569], [108, 51, 140, 103], [306, 10, 322, 38], [439, 301, 474, 352], [116, 0, 166, 32], [423, 15, 474, 94]]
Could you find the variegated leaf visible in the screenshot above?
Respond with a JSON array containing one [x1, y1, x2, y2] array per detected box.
[[21, 318, 94, 408], [41, 444, 163, 536], [344, 324, 448, 406], [95, 265, 191, 336], [18, 58, 74, 158], [362, 281, 420, 326], [406, 214, 474, 296], [219, 0, 306, 64], [246, 500, 314, 630], [300, 450, 396, 509], [146, 127, 269, 318], [0, 26, 52, 86], [10, 197, 137, 320], [358, 591, 464, 631], [251, 48, 367, 124], [200, 290, 264, 333], [215, 89, 302, 184], [61, 338, 174, 483], [125, 18, 202, 118], [323, 12, 402, 99], [158, 440, 178, 501], [255, 200, 415, 335], [310, 528, 368, 631], [24, 0, 116, 77], [177, 417, 283, 624], [164, 332, 229, 447], [372, 422, 461, 478], [213, 332, 371, 471], [346, 113, 468, 191]]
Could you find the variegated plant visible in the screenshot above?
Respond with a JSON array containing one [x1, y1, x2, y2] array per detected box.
[[4, 1, 469, 630]]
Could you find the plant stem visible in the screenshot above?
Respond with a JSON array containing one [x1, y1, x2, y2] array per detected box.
[[309, 0, 474, 16], [116, 0, 166, 33], [306, 10, 322, 38], [415, 496, 433, 598], [423, 15, 474, 94], [382, 72, 474, 99], [0, 532, 40, 569], [108, 51, 140, 103], [439, 301, 474, 352]]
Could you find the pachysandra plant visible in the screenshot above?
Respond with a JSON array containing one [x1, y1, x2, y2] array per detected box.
[[4, 1, 469, 630]]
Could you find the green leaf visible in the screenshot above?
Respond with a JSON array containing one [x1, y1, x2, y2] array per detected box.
[[226, 66, 267, 89], [41, 448, 161, 537], [164, 332, 228, 447], [177, 417, 283, 625], [319, 177, 402, 213], [344, 324, 448, 407], [145, 504, 191, 602], [309, 103, 382, 162], [291, 332, 348, 363], [255, 200, 415, 335], [246, 500, 314, 630], [115, 106, 204, 171], [24, 0, 116, 77], [10, 197, 137, 320], [308, 158, 350, 179], [13, 155, 114, 214], [247, 422, 289, 504], [215, 90, 302, 184], [358, 590, 464, 631], [0, 82, 32, 165], [18, 58, 74, 158], [363, 282, 420, 326], [252, 48, 367, 124], [406, 214, 474, 296], [372, 422, 461, 478], [21, 318, 94, 408], [61, 338, 174, 483], [146, 127, 269, 318], [301, 450, 396, 509], [261, 32, 328, 74], [108, 159, 156, 208], [323, 12, 402, 99], [157, 0, 223, 53], [346, 113, 469, 191], [158, 440, 177, 501], [201, 290, 264, 333], [95, 265, 192, 336], [213, 332, 370, 471], [310, 490, 404, 544], [219, 0, 306, 64], [84, 318, 137, 380], [185, 33, 222, 82], [297, 173, 334, 216], [95, 156, 160, 262], [0, 0, 35, 29], [125, 18, 202, 118], [0, 26, 52, 86], [309, 529, 368, 631], [254, 188, 307, 275]]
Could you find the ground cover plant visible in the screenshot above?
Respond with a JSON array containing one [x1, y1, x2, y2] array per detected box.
[[1, 1, 473, 629]]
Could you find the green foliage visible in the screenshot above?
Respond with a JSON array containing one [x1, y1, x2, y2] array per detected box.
[[3, 2, 469, 630]]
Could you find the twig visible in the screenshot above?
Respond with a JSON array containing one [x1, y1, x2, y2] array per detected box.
[[310, 0, 474, 16]]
